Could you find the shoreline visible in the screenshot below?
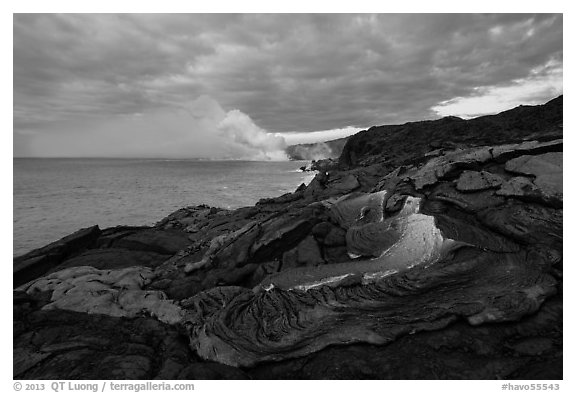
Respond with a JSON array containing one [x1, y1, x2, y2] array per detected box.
[[13, 97, 563, 379], [13, 159, 312, 258]]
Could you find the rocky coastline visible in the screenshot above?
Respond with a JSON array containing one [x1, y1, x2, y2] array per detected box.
[[14, 96, 563, 379]]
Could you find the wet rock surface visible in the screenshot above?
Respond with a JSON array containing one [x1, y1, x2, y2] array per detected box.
[[14, 97, 563, 379]]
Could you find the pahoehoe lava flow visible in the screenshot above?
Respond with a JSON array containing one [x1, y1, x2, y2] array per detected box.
[[14, 96, 563, 379]]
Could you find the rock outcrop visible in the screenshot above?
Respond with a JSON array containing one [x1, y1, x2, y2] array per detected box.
[[286, 137, 349, 161], [14, 225, 102, 287], [14, 96, 563, 379], [18, 266, 183, 325]]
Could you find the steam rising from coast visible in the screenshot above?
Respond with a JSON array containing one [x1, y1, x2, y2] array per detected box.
[[288, 143, 334, 161], [23, 96, 288, 160], [218, 109, 287, 161]]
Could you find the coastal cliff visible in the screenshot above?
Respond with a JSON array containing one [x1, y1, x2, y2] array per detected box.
[[285, 137, 348, 161], [14, 96, 563, 379]]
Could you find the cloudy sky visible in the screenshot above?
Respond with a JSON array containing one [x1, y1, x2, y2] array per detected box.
[[13, 14, 563, 158]]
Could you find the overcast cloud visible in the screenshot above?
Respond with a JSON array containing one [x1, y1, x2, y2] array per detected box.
[[13, 14, 563, 158]]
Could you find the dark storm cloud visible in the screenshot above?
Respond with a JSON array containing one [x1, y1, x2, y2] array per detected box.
[[13, 13, 562, 156]]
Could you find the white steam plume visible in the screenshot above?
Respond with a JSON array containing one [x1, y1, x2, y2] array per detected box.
[[290, 143, 335, 161], [217, 109, 287, 161], [24, 96, 288, 160]]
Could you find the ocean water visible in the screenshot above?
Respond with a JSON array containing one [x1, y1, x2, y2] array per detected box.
[[13, 158, 312, 257]]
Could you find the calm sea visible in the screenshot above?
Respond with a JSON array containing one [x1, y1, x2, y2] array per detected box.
[[13, 158, 312, 257]]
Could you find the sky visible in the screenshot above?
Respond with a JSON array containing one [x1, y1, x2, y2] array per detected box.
[[13, 13, 563, 159]]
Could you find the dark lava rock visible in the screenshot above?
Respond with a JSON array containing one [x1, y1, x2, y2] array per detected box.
[[112, 229, 192, 255], [180, 136, 562, 370], [177, 363, 249, 379], [477, 202, 562, 248], [429, 182, 506, 212], [48, 248, 169, 273], [339, 96, 562, 169], [329, 173, 360, 193], [13, 309, 192, 380], [311, 221, 334, 241], [14, 225, 101, 287], [246, 295, 562, 379], [95, 225, 152, 248], [456, 170, 503, 192], [281, 235, 324, 269], [323, 226, 347, 247], [13, 96, 563, 380]]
